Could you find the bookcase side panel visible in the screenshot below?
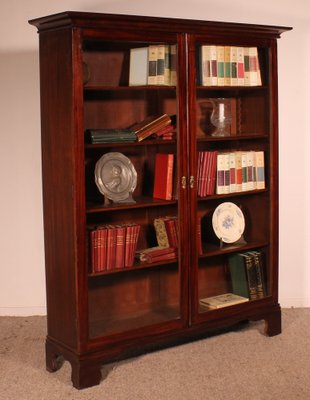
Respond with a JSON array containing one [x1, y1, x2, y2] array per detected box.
[[39, 29, 80, 350]]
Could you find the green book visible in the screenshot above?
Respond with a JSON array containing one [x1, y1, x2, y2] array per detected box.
[[228, 253, 249, 298]]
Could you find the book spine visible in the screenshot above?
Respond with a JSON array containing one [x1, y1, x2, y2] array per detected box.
[[147, 45, 158, 85], [230, 46, 238, 86], [224, 46, 231, 86], [115, 226, 125, 269], [153, 153, 174, 200], [243, 254, 259, 300], [154, 218, 170, 247], [217, 46, 225, 86], [255, 151, 265, 189], [237, 47, 245, 86], [170, 44, 177, 86]]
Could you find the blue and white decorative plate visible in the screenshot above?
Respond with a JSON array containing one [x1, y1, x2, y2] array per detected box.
[[212, 202, 245, 243]]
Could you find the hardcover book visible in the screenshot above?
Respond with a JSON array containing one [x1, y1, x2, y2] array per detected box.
[[153, 153, 174, 200], [200, 293, 249, 309]]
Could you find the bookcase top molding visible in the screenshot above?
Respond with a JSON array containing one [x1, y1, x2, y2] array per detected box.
[[29, 11, 292, 38]]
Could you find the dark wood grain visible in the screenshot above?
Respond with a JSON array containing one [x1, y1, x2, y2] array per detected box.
[[29, 11, 290, 388]]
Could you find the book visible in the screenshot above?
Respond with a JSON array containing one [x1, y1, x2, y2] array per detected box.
[[130, 114, 171, 142], [106, 225, 117, 270], [87, 128, 137, 144], [247, 251, 266, 298], [91, 228, 107, 273], [255, 151, 265, 189], [217, 46, 225, 86], [224, 46, 231, 86], [200, 293, 249, 309], [216, 153, 230, 194], [115, 225, 126, 269], [156, 44, 171, 85], [147, 45, 158, 85], [137, 246, 177, 263], [170, 44, 177, 85], [229, 252, 265, 301], [237, 47, 245, 86], [153, 153, 174, 200], [230, 46, 238, 86], [129, 47, 149, 86], [201, 45, 217, 86], [154, 217, 170, 247]]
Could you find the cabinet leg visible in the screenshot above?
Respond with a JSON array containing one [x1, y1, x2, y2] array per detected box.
[[71, 360, 102, 389], [46, 341, 64, 372], [264, 309, 281, 337]]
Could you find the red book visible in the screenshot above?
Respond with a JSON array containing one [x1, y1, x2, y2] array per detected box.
[[197, 151, 203, 196], [91, 227, 108, 273], [115, 225, 126, 269], [106, 226, 117, 270], [202, 151, 211, 197], [90, 230, 98, 273], [164, 217, 178, 248], [206, 151, 218, 195], [146, 252, 177, 263], [128, 224, 140, 267], [124, 224, 133, 267], [153, 153, 174, 200]]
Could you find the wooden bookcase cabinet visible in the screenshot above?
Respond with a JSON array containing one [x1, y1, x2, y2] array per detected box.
[[29, 12, 291, 389]]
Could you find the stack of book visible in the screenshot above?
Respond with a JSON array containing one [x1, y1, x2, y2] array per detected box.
[[90, 223, 140, 273], [136, 246, 177, 263], [129, 114, 174, 142], [129, 44, 177, 86], [200, 293, 249, 310], [87, 128, 137, 144], [197, 150, 265, 197], [87, 114, 175, 144], [199, 45, 262, 87], [228, 251, 266, 300]]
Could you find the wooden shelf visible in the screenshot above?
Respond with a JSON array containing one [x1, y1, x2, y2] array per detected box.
[[199, 241, 269, 259], [197, 134, 268, 142], [84, 85, 177, 92], [85, 138, 176, 149], [86, 197, 177, 213], [88, 257, 178, 278], [197, 188, 268, 201]]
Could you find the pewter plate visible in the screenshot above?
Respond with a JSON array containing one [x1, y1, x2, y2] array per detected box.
[[94, 152, 137, 202]]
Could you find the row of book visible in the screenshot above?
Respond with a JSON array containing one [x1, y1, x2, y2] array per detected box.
[[90, 223, 140, 273], [197, 150, 265, 197], [129, 44, 177, 86], [199, 45, 262, 87], [228, 250, 266, 300], [87, 114, 175, 144]]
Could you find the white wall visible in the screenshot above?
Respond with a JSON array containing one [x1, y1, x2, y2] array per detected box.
[[0, 0, 309, 315]]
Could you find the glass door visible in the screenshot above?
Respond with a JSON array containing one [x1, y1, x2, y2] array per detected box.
[[80, 31, 189, 339], [188, 35, 274, 322]]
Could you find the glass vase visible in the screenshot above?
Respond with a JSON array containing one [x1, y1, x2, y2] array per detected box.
[[210, 98, 232, 137]]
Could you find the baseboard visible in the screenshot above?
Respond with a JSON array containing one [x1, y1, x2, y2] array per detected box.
[[0, 306, 47, 316], [279, 298, 310, 308]]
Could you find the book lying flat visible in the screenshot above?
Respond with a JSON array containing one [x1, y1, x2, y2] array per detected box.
[[199, 293, 249, 309]]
